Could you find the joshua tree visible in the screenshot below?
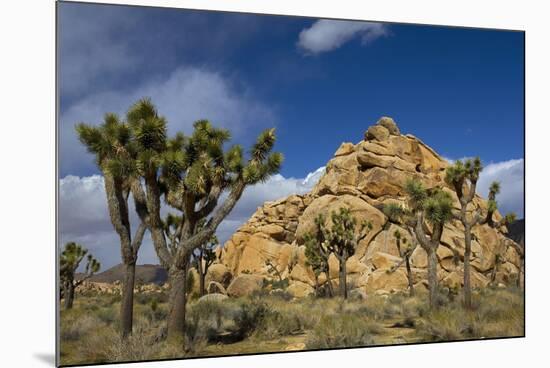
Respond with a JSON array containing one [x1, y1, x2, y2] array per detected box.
[[444, 158, 483, 309], [326, 208, 372, 299], [123, 98, 283, 341], [390, 230, 416, 297], [60, 242, 100, 309], [265, 259, 284, 283], [305, 209, 371, 299], [193, 224, 218, 297], [446, 160, 517, 308], [76, 114, 148, 338], [304, 214, 334, 297], [405, 179, 453, 308], [383, 203, 418, 297]]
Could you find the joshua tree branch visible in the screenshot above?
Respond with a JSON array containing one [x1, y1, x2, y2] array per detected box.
[[174, 180, 246, 268]]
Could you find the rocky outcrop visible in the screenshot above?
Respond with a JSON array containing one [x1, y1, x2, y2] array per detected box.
[[216, 117, 522, 296]]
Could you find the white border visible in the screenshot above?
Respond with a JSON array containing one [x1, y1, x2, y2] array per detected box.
[[2, 0, 549, 367]]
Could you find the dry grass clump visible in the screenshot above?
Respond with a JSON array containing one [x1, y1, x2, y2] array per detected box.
[[416, 287, 524, 341], [306, 314, 375, 349]]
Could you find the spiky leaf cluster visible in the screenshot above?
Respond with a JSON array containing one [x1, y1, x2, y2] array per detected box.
[[322, 208, 372, 261], [404, 179, 428, 211], [304, 214, 330, 276], [445, 157, 482, 200], [76, 114, 138, 179], [60, 242, 101, 282], [423, 189, 454, 225]]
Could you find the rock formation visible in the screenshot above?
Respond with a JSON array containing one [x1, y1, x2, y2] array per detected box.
[[216, 117, 522, 297]]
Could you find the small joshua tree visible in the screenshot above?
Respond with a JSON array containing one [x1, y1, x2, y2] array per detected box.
[[265, 259, 284, 283], [392, 230, 416, 297], [383, 203, 418, 297], [60, 242, 100, 309], [194, 229, 218, 297], [326, 208, 372, 299], [405, 179, 453, 308], [304, 214, 334, 297]]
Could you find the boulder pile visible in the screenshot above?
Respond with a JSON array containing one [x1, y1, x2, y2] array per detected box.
[[212, 117, 522, 297]]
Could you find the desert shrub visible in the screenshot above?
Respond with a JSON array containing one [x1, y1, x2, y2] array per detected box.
[[416, 306, 472, 341], [306, 314, 374, 349], [96, 306, 118, 325], [417, 288, 524, 341], [135, 293, 152, 305], [356, 296, 387, 321], [233, 300, 270, 337], [106, 318, 167, 361], [255, 308, 306, 339], [401, 295, 429, 319], [60, 314, 99, 341]]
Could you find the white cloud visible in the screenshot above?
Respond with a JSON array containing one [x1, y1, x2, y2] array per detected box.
[[60, 67, 276, 175], [297, 20, 388, 54], [477, 159, 524, 217], [442, 157, 523, 217], [59, 167, 325, 270]]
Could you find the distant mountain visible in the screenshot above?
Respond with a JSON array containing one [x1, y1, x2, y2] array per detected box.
[[507, 219, 525, 248], [78, 264, 167, 285]]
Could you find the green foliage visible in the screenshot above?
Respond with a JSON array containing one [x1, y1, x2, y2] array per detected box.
[[60, 242, 101, 290], [233, 300, 270, 338], [325, 207, 371, 260], [404, 179, 427, 211], [504, 212, 517, 225], [304, 214, 329, 277], [75, 114, 139, 179], [383, 202, 405, 223], [489, 181, 501, 199], [445, 157, 483, 190], [423, 189, 454, 225]]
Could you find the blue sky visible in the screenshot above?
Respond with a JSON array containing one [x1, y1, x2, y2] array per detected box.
[[57, 2, 524, 268]]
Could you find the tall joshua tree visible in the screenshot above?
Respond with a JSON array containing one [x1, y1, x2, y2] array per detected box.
[[124, 98, 283, 341], [405, 179, 453, 308], [444, 158, 482, 309], [446, 159, 517, 308], [60, 242, 100, 309], [304, 214, 334, 297], [76, 114, 148, 337]]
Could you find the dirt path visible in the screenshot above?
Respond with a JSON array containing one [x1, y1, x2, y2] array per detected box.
[[200, 318, 420, 357], [373, 319, 420, 345]]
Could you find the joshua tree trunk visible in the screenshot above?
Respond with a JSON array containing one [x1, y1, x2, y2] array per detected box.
[[167, 266, 188, 342], [64, 279, 75, 309], [198, 258, 205, 297], [338, 255, 348, 299], [405, 255, 415, 297], [427, 247, 438, 308], [463, 226, 472, 309], [120, 262, 136, 338], [490, 258, 499, 285], [326, 273, 334, 298]]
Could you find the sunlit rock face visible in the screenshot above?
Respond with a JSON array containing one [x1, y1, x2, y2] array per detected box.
[[215, 117, 522, 295]]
